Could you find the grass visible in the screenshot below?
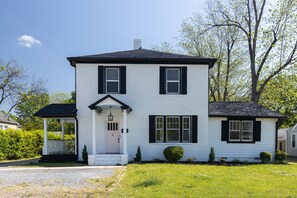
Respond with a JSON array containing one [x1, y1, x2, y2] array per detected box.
[[110, 163, 297, 197]]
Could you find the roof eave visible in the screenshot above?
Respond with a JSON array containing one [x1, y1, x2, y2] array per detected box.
[[208, 114, 285, 119], [67, 57, 217, 68]]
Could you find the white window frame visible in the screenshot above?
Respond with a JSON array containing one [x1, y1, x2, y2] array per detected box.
[[155, 116, 164, 142], [241, 121, 253, 142], [166, 116, 180, 142], [182, 116, 191, 142], [166, 68, 180, 94], [229, 120, 241, 141], [292, 133, 296, 148], [105, 68, 120, 94]]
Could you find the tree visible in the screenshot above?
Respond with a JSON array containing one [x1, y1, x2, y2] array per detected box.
[[207, 0, 297, 103], [15, 92, 50, 130], [0, 59, 45, 114], [50, 92, 71, 104], [260, 74, 297, 128], [178, 14, 249, 101]]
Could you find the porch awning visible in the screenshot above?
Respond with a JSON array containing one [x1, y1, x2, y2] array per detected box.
[[34, 104, 77, 118], [88, 95, 132, 113]]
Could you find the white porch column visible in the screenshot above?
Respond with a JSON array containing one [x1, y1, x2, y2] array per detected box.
[[61, 120, 65, 140], [123, 109, 128, 155], [43, 118, 48, 155], [74, 119, 77, 155], [92, 110, 96, 155]]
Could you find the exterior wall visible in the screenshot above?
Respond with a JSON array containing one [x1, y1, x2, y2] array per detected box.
[[208, 117, 277, 162], [76, 63, 209, 161], [287, 129, 297, 157], [0, 122, 18, 130]]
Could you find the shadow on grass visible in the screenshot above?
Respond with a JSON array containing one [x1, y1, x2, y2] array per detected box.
[[133, 176, 163, 188]]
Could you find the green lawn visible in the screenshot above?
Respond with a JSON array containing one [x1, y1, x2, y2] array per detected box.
[[111, 163, 297, 197]]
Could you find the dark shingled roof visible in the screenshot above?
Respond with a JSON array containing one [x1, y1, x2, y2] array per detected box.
[[209, 102, 284, 118], [34, 104, 77, 118], [0, 111, 19, 125], [67, 48, 217, 68]]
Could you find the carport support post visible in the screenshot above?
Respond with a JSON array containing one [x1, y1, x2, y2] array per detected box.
[[43, 118, 48, 155], [123, 109, 127, 155], [61, 120, 65, 152], [92, 110, 96, 155]]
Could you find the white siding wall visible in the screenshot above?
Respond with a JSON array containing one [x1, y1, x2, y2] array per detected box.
[[287, 129, 297, 157], [208, 117, 277, 162], [76, 63, 209, 161]]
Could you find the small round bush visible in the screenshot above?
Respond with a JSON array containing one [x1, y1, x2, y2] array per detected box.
[[259, 152, 272, 164], [275, 150, 287, 163], [163, 146, 184, 162]]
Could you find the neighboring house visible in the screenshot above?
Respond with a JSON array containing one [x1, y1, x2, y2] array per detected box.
[[277, 128, 288, 152], [0, 111, 19, 130], [35, 42, 283, 165], [287, 124, 297, 157]]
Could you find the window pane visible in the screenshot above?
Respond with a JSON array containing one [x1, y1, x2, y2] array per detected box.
[[183, 117, 190, 129], [167, 130, 179, 141], [167, 69, 179, 80], [167, 82, 179, 93], [242, 132, 253, 140], [167, 117, 179, 129], [230, 121, 240, 130], [107, 82, 119, 93], [242, 121, 253, 131], [230, 131, 240, 140], [156, 130, 163, 142], [156, 117, 163, 129], [183, 130, 190, 142], [293, 134, 296, 148], [106, 68, 119, 80]]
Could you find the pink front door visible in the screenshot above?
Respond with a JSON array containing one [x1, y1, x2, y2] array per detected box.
[[106, 122, 120, 153]]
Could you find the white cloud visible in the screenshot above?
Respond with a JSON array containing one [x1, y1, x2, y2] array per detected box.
[[18, 35, 42, 48]]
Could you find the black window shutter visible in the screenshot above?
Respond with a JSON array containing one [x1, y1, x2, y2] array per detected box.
[[221, 121, 229, 141], [159, 67, 166, 94], [149, 115, 156, 143], [181, 67, 187, 94], [254, 121, 261, 142], [120, 66, 126, 94], [192, 115, 198, 143], [98, 66, 104, 94]]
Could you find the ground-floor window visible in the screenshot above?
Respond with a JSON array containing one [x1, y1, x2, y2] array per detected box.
[[229, 120, 253, 142], [153, 115, 193, 143]]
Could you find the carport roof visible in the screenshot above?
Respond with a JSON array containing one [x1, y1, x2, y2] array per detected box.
[[34, 104, 77, 118]]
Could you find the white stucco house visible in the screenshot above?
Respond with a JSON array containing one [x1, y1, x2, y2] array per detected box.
[[35, 44, 283, 165]]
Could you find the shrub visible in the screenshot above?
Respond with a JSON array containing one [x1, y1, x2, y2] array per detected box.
[[186, 157, 193, 164], [134, 146, 142, 163], [208, 146, 215, 163], [82, 145, 88, 163], [0, 129, 43, 160], [260, 152, 272, 164], [275, 150, 288, 163], [163, 146, 184, 162], [233, 159, 241, 164], [219, 157, 226, 165]]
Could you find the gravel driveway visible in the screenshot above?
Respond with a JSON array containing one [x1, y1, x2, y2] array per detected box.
[[0, 166, 123, 197]]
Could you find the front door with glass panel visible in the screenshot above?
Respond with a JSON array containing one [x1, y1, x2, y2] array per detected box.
[[106, 122, 120, 153]]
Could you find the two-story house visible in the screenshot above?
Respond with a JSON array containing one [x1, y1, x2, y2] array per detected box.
[[35, 42, 283, 165]]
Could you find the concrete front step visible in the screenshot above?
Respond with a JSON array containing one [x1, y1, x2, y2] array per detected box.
[[88, 154, 128, 166]]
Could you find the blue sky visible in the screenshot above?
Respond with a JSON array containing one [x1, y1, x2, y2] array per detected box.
[[0, 0, 204, 93]]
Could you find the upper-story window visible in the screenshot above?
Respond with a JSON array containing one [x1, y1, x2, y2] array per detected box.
[[106, 68, 120, 93], [166, 69, 180, 94], [160, 67, 187, 95], [98, 66, 126, 94]]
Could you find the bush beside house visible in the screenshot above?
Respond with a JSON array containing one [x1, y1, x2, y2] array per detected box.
[[0, 129, 75, 161]]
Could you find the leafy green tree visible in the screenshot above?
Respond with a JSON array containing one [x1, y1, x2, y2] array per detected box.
[[260, 74, 297, 128], [15, 92, 50, 130]]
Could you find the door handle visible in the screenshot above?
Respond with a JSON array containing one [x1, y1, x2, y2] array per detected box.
[[118, 138, 120, 143]]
